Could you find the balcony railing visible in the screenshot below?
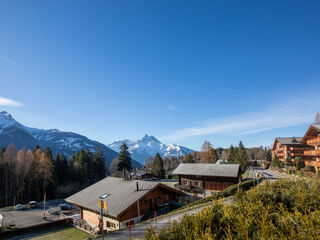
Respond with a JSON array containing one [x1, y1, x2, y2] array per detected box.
[[304, 150, 320, 156], [290, 153, 304, 156], [307, 136, 320, 145], [176, 184, 191, 190], [305, 160, 320, 168]]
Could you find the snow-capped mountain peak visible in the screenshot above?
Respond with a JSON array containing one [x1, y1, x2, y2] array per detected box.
[[108, 135, 193, 164], [0, 111, 20, 128], [0, 111, 143, 170], [141, 134, 160, 143]]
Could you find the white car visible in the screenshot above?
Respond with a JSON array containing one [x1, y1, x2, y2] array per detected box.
[[15, 204, 23, 210]]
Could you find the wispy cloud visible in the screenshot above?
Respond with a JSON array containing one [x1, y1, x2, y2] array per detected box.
[[167, 104, 177, 111], [0, 97, 23, 107], [161, 94, 320, 142], [1, 56, 16, 65]]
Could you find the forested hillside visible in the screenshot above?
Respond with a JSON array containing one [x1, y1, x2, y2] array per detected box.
[[0, 144, 106, 207]]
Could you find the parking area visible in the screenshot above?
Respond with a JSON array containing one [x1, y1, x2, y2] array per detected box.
[[247, 167, 295, 181], [0, 199, 69, 229]]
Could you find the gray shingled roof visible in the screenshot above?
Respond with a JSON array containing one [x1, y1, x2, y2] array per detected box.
[[275, 137, 302, 145], [66, 177, 159, 218], [312, 124, 320, 130], [172, 163, 240, 178]]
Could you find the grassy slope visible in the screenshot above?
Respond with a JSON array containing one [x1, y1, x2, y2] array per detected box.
[[28, 226, 90, 240]]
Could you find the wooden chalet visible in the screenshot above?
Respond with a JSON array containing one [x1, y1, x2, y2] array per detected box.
[[301, 124, 320, 172], [271, 137, 313, 164], [131, 171, 153, 180], [66, 177, 186, 232], [172, 163, 241, 197]]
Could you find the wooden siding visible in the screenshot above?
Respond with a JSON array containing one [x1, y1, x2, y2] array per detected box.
[[178, 174, 239, 191], [272, 140, 314, 163], [118, 185, 181, 222], [302, 126, 320, 172], [83, 209, 100, 226]]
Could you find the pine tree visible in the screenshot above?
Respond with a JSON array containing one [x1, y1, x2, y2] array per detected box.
[[117, 143, 132, 179], [237, 141, 248, 169], [185, 154, 194, 163], [54, 154, 70, 186], [151, 153, 165, 179], [266, 149, 272, 162], [93, 147, 106, 179], [227, 145, 237, 163]]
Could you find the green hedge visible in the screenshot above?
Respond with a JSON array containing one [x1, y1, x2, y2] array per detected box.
[[146, 179, 320, 240]]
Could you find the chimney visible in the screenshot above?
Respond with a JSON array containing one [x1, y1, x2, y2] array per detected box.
[[136, 182, 139, 191]]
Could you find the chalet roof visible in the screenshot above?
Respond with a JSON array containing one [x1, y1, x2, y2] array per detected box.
[[312, 124, 320, 130], [66, 177, 160, 218], [172, 163, 240, 178], [216, 159, 228, 164], [275, 137, 302, 145], [131, 170, 152, 177], [302, 124, 320, 142]]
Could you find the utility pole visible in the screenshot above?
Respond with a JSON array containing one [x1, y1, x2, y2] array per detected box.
[[100, 203, 104, 240], [99, 194, 110, 240], [43, 192, 46, 220], [137, 200, 140, 223]]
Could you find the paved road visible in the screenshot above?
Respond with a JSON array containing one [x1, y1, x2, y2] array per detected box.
[[100, 198, 233, 240], [247, 167, 294, 181]]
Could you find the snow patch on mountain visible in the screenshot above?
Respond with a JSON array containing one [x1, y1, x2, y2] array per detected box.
[[0, 111, 21, 128], [0, 111, 144, 169], [108, 134, 193, 164]]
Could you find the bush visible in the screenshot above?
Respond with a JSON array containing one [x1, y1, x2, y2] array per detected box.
[[271, 155, 284, 168], [146, 179, 320, 240]]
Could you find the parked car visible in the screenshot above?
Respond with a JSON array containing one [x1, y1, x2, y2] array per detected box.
[[28, 201, 37, 209], [15, 204, 23, 210], [48, 207, 60, 215], [58, 204, 71, 211]]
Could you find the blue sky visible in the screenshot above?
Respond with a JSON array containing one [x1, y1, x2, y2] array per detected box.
[[1, 0, 320, 150]]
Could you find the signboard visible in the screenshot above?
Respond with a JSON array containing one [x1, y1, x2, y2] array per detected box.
[[98, 200, 108, 210]]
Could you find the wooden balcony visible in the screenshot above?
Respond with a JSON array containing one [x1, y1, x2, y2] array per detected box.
[[307, 136, 320, 145], [304, 150, 320, 156], [290, 147, 314, 151], [305, 160, 320, 168], [290, 153, 304, 156]]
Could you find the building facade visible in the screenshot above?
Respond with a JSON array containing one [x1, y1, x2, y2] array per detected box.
[[66, 177, 185, 232], [272, 137, 313, 164], [301, 124, 320, 172], [172, 163, 241, 197]]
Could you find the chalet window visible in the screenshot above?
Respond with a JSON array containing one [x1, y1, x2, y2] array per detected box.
[[126, 220, 134, 227], [107, 221, 116, 229], [194, 181, 200, 186], [184, 181, 188, 185]]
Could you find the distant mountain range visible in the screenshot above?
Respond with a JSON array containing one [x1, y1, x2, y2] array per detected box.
[[0, 111, 141, 169], [108, 135, 194, 164]]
